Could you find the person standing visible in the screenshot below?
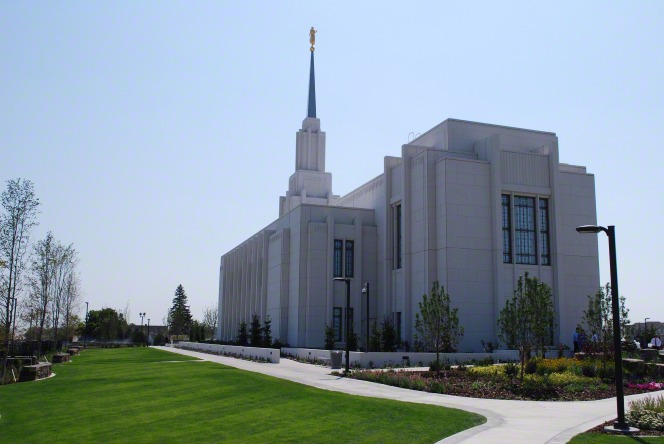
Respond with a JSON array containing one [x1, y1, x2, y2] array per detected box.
[[573, 326, 580, 353]]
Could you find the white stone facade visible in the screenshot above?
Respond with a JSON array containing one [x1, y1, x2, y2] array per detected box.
[[218, 113, 600, 352], [217, 46, 599, 350]]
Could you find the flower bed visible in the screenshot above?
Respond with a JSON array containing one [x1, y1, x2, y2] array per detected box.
[[348, 357, 664, 401]]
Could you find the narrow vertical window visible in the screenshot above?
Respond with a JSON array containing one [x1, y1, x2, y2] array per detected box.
[[394, 203, 402, 269], [514, 196, 537, 264], [333, 307, 342, 341], [333, 239, 343, 277], [502, 194, 512, 263], [345, 240, 354, 277], [539, 198, 550, 266]]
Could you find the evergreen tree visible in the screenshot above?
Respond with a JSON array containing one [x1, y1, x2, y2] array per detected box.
[[261, 315, 272, 347], [236, 321, 248, 346], [324, 324, 336, 350], [347, 324, 359, 351], [249, 313, 262, 346], [369, 320, 381, 352], [189, 320, 205, 341], [380, 315, 398, 352], [167, 284, 192, 336]]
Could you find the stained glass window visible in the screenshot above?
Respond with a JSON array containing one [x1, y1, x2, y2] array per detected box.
[[540, 198, 550, 265], [502, 195, 512, 263], [333, 239, 343, 277], [345, 240, 354, 278], [514, 196, 537, 264]]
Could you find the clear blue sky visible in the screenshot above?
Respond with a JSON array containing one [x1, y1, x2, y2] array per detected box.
[[2, 2, 662, 328]]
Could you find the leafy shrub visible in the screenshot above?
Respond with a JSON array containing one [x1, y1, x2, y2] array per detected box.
[[429, 359, 449, 372], [547, 372, 588, 386], [627, 395, 664, 431], [470, 365, 503, 377], [518, 375, 558, 399], [596, 365, 615, 381], [525, 358, 539, 375], [505, 362, 519, 379], [474, 357, 495, 367], [581, 363, 596, 378]]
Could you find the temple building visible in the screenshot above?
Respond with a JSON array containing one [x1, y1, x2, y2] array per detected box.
[[217, 32, 600, 351]]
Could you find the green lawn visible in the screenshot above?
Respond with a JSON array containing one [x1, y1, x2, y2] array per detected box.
[[570, 434, 664, 443], [0, 348, 484, 443]]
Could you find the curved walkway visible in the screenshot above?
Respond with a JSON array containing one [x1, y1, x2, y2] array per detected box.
[[155, 346, 655, 443]]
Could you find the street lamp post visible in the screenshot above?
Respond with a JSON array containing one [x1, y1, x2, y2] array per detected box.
[[139, 312, 146, 345], [362, 283, 370, 352], [147, 319, 150, 346], [84, 302, 89, 349], [334, 277, 351, 373], [576, 225, 633, 432], [644, 317, 650, 348]]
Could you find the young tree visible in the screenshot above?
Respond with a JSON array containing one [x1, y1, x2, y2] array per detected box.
[[249, 313, 262, 347], [414, 281, 464, 371], [262, 315, 272, 347], [30, 232, 57, 357], [583, 283, 630, 368], [236, 321, 248, 346], [49, 243, 76, 347], [167, 285, 192, 336], [0, 178, 40, 383], [497, 273, 555, 381], [202, 304, 218, 340], [62, 271, 81, 346]]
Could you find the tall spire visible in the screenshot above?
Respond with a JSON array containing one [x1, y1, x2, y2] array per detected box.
[[307, 27, 317, 118]]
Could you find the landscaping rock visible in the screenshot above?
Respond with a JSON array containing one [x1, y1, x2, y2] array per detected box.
[[67, 347, 80, 355], [52, 353, 70, 364], [622, 358, 645, 375], [641, 349, 659, 362], [18, 363, 52, 382]]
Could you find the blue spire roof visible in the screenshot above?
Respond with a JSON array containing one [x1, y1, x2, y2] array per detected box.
[[307, 50, 316, 118]]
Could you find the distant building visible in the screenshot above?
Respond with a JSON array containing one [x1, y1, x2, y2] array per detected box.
[[217, 38, 600, 351]]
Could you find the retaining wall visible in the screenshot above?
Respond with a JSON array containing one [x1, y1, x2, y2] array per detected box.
[[175, 342, 280, 363], [282, 348, 521, 368]]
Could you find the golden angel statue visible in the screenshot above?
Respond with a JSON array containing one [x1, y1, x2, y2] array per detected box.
[[309, 27, 317, 51]]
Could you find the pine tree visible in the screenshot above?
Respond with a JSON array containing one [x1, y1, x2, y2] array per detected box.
[[324, 325, 336, 350], [249, 313, 262, 346], [168, 284, 192, 336], [369, 320, 381, 352], [237, 321, 248, 346], [347, 324, 359, 351], [261, 315, 272, 347], [380, 315, 398, 352]]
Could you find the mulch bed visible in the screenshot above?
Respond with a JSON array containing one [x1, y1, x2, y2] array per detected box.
[[587, 420, 664, 436], [351, 369, 663, 401]]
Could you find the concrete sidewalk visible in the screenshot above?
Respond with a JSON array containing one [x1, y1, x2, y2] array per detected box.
[[155, 346, 655, 443]]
